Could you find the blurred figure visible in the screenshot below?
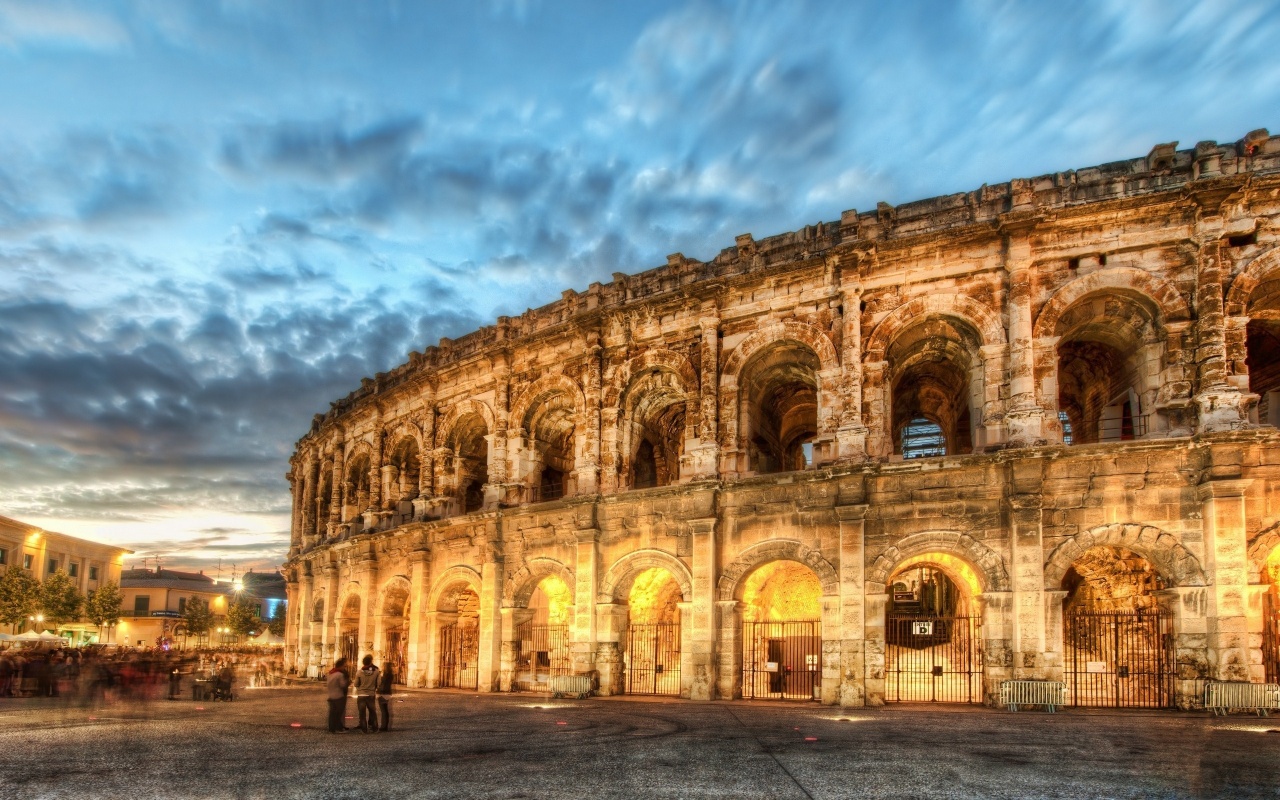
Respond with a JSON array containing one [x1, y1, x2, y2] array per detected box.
[[376, 661, 393, 732], [326, 657, 349, 733], [353, 655, 379, 733]]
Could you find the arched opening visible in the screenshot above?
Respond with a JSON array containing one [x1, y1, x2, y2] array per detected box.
[[436, 583, 480, 689], [1246, 318, 1280, 426], [1260, 546, 1280, 684], [1061, 546, 1173, 708], [513, 575, 573, 692], [526, 394, 576, 502], [884, 554, 983, 703], [338, 594, 361, 669], [740, 561, 822, 700], [387, 437, 421, 522], [741, 343, 819, 474], [624, 567, 682, 695], [343, 453, 372, 526], [1053, 294, 1161, 444], [446, 414, 489, 514], [380, 583, 410, 684], [887, 316, 981, 458], [621, 370, 687, 489]]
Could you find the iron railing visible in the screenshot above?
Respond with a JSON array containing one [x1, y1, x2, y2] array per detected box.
[[513, 621, 570, 692], [1065, 609, 1174, 708], [626, 622, 681, 696], [742, 620, 821, 701], [885, 614, 983, 703]]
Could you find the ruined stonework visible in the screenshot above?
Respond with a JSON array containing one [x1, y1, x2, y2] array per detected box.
[[282, 130, 1280, 708]]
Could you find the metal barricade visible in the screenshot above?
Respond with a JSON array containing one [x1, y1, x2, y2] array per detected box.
[[1204, 682, 1280, 717], [550, 674, 595, 699], [1000, 680, 1067, 712]]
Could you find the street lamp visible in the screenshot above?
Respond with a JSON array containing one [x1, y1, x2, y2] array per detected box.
[[28, 613, 43, 633]]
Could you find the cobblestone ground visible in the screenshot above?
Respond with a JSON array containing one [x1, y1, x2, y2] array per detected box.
[[1, 686, 1277, 799]]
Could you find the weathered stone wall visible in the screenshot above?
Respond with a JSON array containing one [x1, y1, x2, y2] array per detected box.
[[283, 131, 1280, 707]]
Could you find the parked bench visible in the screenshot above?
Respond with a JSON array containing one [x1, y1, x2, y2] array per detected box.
[[1204, 682, 1280, 717], [1000, 680, 1067, 713]]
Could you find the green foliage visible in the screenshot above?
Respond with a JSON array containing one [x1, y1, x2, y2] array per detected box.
[[227, 596, 257, 636], [39, 569, 85, 631], [182, 596, 213, 640], [0, 566, 39, 633], [267, 604, 286, 637], [85, 581, 123, 631]]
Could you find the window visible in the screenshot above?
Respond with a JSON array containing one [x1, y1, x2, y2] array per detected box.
[[89, 565, 99, 581], [0, 548, 6, 565], [23, 554, 33, 570], [68, 562, 79, 578], [1059, 410, 1073, 446], [47, 558, 59, 575], [178, 597, 187, 613], [901, 418, 946, 459], [134, 596, 150, 615]]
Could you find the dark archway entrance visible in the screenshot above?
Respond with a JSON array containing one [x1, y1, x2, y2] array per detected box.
[[739, 561, 821, 701], [624, 567, 681, 696], [513, 576, 572, 693], [884, 561, 982, 703], [437, 586, 479, 690]]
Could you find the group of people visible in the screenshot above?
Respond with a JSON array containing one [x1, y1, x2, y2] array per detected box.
[[326, 655, 394, 733]]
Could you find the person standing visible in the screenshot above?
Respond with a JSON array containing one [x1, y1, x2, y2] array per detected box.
[[375, 661, 394, 731], [326, 657, 350, 734], [352, 655, 380, 733]]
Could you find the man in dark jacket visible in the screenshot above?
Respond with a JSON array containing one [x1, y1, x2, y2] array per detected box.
[[352, 655, 380, 733], [326, 658, 350, 733], [376, 661, 394, 731]]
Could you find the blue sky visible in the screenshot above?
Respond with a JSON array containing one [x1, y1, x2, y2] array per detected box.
[[1, 0, 1278, 574]]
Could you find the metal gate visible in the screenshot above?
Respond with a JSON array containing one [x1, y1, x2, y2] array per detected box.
[[742, 620, 820, 701], [438, 620, 479, 690], [885, 614, 983, 703], [384, 629, 407, 684], [339, 629, 359, 670], [1264, 588, 1280, 685], [1065, 609, 1174, 708], [513, 621, 570, 692], [626, 622, 680, 696]]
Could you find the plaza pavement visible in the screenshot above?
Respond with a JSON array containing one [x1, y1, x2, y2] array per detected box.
[[0, 685, 1277, 799]]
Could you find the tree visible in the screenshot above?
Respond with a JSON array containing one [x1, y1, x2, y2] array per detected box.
[[182, 597, 213, 645], [267, 604, 286, 637], [0, 566, 39, 633], [85, 581, 123, 641], [227, 596, 258, 638], [39, 569, 85, 634]]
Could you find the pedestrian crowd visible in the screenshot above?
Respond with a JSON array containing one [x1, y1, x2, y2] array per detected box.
[[326, 654, 395, 733]]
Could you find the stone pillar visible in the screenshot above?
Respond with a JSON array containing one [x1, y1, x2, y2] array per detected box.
[[576, 336, 603, 496], [369, 428, 383, 515], [1194, 235, 1255, 430], [676, 600, 695, 699], [594, 603, 628, 696], [287, 569, 307, 674], [599, 407, 620, 494], [836, 504, 868, 706], [357, 555, 379, 663], [862, 361, 888, 458], [820, 594, 841, 704], [1042, 590, 1068, 684], [419, 400, 436, 499], [979, 591, 1014, 705], [1005, 240, 1049, 446], [1155, 586, 1211, 709], [319, 564, 338, 669], [477, 530, 504, 692], [572, 527, 600, 678], [863, 587, 887, 705], [689, 517, 718, 700], [423, 610, 441, 687], [328, 445, 345, 532], [1198, 478, 1254, 680], [836, 282, 868, 461], [1009, 489, 1049, 678], [406, 547, 431, 687], [683, 309, 720, 479], [714, 600, 738, 700], [979, 343, 1008, 450], [498, 607, 517, 692]]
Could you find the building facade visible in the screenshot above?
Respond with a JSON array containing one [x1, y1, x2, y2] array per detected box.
[[0, 514, 131, 642], [283, 131, 1280, 708], [119, 568, 287, 649]]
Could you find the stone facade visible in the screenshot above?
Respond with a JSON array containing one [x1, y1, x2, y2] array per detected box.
[[283, 130, 1280, 707]]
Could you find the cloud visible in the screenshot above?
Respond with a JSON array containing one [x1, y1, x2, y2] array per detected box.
[[0, 0, 130, 53]]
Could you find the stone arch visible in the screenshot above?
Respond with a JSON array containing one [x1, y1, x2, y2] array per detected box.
[[502, 557, 577, 608], [604, 348, 700, 409], [865, 294, 1006, 362], [427, 564, 483, 611], [435, 399, 495, 450], [866, 531, 1011, 593], [717, 540, 839, 601], [1226, 246, 1280, 317], [721, 320, 840, 385], [1043, 523, 1207, 590], [1032, 267, 1190, 340], [598, 549, 693, 604], [385, 421, 424, 455], [336, 582, 363, 621], [1247, 521, 1280, 583], [343, 438, 375, 465], [509, 372, 587, 432], [376, 575, 412, 617]]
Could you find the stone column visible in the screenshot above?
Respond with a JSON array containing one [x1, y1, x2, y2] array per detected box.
[[1005, 239, 1049, 446], [836, 504, 868, 706], [599, 407, 621, 494], [406, 547, 431, 687], [423, 610, 441, 687], [1194, 234, 1255, 430], [862, 361, 888, 459], [714, 600, 738, 700], [287, 569, 307, 674], [498, 607, 517, 692], [684, 306, 720, 479], [689, 517, 718, 700], [1042, 590, 1068, 684], [319, 564, 338, 669], [419, 399, 436, 500], [1009, 489, 1049, 678], [836, 282, 868, 461], [594, 603, 628, 696], [979, 591, 1014, 705], [677, 600, 695, 699], [357, 554, 379, 663], [1155, 586, 1211, 709], [369, 428, 383, 516], [576, 336, 603, 496], [477, 527, 504, 692], [863, 587, 887, 705], [820, 594, 841, 704], [1198, 478, 1254, 680], [979, 343, 1009, 450], [571, 527, 600, 678], [328, 445, 345, 532]]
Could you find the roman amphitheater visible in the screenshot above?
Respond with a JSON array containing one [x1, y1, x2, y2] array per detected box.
[[283, 130, 1280, 709]]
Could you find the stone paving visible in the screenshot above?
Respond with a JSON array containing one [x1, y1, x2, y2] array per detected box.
[[1, 686, 1277, 799]]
